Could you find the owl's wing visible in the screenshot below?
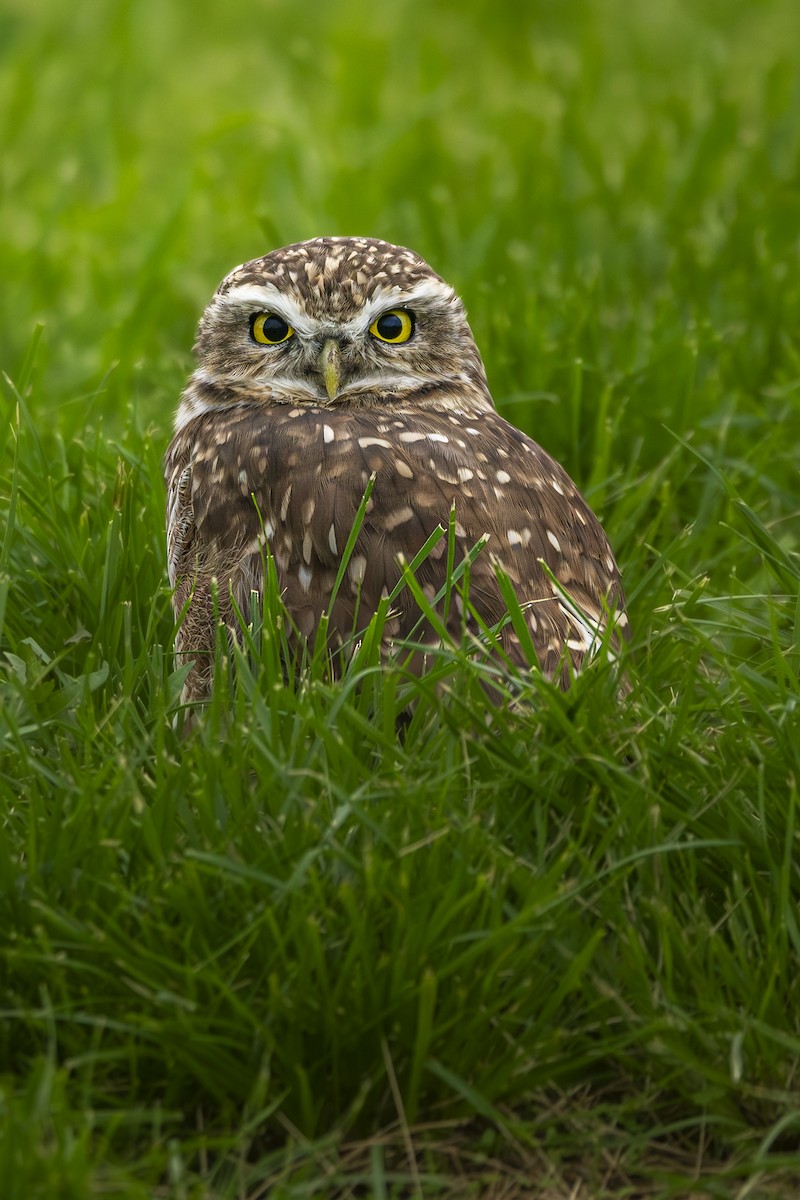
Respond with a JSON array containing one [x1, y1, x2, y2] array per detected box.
[[332, 405, 626, 679], [165, 423, 247, 699], [165, 435, 196, 611], [224, 403, 625, 680]]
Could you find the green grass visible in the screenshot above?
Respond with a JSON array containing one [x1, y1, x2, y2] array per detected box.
[[2, 0, 800, 1195]]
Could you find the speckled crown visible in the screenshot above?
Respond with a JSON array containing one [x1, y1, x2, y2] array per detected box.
[[216, 236, 448, 320]]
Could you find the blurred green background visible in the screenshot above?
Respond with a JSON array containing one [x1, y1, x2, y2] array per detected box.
[[3, 0, 799, 467]]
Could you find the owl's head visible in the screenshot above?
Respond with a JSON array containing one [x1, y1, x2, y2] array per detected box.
[[186, 237, 489, 416]]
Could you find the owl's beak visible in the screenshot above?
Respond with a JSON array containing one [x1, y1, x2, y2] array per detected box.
[[319, 339, 342, 402]]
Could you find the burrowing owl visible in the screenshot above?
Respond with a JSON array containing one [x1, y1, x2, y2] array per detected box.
[[166, 236, 627, 702]]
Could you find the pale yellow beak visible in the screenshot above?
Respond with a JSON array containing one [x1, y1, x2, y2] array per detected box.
[[319, 339, 341, 402]]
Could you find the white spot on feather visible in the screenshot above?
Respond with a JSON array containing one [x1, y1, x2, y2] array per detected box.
[[383, 506, 415, 531], [507, 528, 532, 547], [349, 555, 367, 585]]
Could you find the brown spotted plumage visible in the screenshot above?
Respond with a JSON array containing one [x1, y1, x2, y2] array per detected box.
[[165, 236, 627, 701]]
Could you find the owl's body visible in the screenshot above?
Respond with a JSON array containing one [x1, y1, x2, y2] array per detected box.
[[166, 237, 627, 701]]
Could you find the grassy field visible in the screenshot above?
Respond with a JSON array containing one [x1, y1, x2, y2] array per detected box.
[[2, 0, 800, 1195]]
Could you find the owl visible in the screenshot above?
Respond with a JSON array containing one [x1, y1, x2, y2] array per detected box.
[[165, 236, 627, 703]]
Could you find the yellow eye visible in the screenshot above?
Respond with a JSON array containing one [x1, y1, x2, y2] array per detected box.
[[369, 308, 414, 344], [251, 312, 293, 345]]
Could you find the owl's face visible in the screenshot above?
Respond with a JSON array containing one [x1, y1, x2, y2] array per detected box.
[[187, 237, 488, 417]]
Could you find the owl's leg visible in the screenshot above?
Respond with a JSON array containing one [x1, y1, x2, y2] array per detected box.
[[175, 599, 218, 705]]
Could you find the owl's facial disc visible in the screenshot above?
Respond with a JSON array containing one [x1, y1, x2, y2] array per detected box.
[[192, 256, 489, 412], [211, 283, 435, 403]]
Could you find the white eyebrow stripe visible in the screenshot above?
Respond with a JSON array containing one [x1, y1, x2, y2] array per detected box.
[[218, 285, 319, 336], [221, 282, 292, 307], [345, 279, 456, 334]]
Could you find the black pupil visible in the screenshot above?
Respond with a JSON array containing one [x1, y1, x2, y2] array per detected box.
[[260, 314, 289, 341], [377, 312, 405, 340]]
